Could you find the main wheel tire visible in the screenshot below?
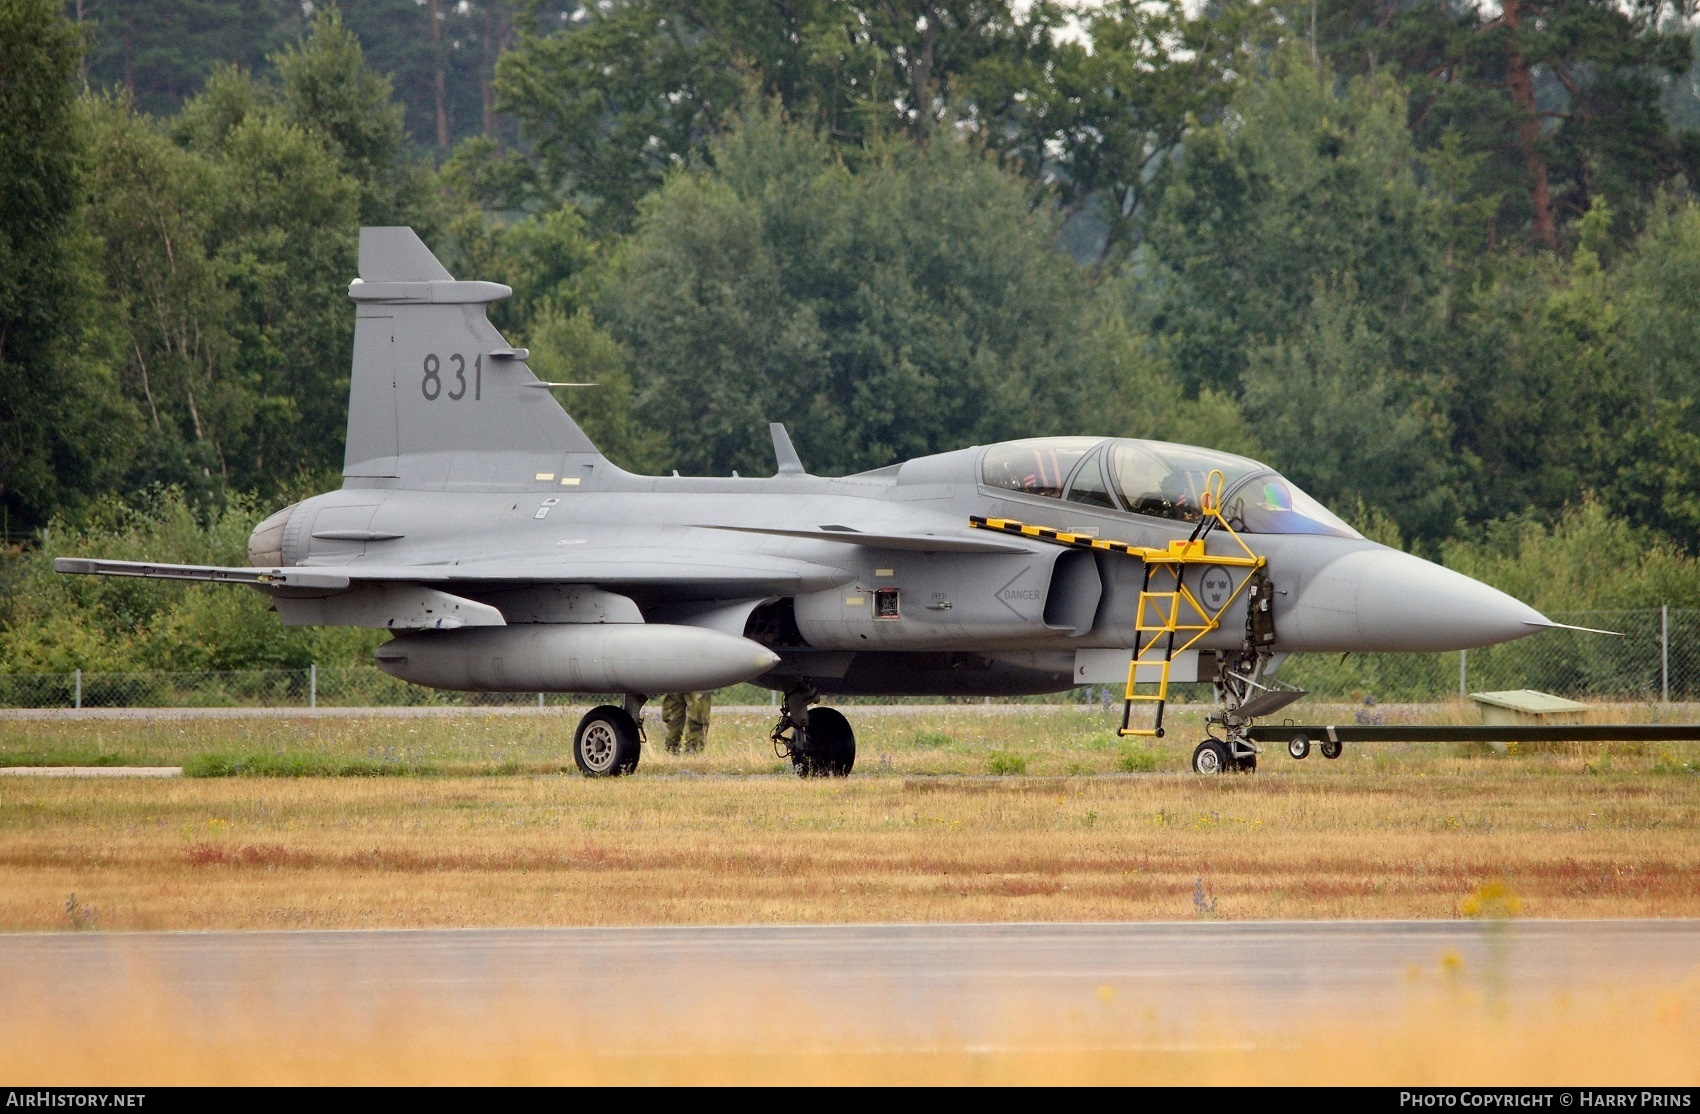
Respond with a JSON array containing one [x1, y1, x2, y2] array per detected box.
[[791, 706, 856, 778], [1191, 739, 1230, 775], [1230, 750, 1258, 774], [1320, 739, 1343, 760], [573, 705, 642, 777], [1288, 735, 1311, 760]]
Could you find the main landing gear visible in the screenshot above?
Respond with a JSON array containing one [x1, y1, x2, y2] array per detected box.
[[771, 685, 856, 778], [571, 694, 648, 777], [570, 689, 860, 779]]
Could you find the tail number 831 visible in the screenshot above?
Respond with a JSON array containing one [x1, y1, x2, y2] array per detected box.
[[421, 354, 483, 401]]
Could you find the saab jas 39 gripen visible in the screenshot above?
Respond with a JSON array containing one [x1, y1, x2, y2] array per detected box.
[[56, 228, 1561, 777]]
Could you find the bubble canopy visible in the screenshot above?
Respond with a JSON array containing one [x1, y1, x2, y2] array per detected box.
[[978, 437, 1362, 540]]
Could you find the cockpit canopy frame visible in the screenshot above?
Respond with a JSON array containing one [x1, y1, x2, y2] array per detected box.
[[978, 437, 1361, 540]]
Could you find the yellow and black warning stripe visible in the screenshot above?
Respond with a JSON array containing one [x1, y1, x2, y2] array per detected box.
[[967, 516, 1144, 555], [967, 516, 1262, 567]]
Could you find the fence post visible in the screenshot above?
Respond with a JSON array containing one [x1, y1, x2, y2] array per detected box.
[[1662, 604, 1670, 704], [538, 692, 545, 709], [309, 663, 317, 710], [74, 668, 82, 711], [1458, 650, 1466, 700]]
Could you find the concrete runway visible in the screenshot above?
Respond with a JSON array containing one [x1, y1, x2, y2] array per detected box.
[[3, 921, 1695, 1050]]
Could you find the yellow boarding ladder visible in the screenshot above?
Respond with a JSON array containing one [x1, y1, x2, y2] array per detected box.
[[969, 469, 1266, 738]]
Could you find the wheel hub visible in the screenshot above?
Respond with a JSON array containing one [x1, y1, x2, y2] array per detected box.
[[581, 722, 617, 773]]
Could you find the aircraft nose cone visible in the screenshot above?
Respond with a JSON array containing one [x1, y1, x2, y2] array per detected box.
[[1286, 548, 1548, 653]]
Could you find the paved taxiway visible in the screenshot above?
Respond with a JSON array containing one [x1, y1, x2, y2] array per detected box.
[[3, 921, 1694, 1049]]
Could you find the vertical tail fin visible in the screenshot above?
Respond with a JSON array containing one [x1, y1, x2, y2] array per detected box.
[[343, 227, 601, 488]]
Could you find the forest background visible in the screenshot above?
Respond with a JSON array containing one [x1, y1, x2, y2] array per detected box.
[[4, 0, 1700, 680]]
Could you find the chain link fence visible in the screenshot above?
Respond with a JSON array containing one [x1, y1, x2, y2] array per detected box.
[[0, 665, 592, 710], [1, 609, 1695, 709], [1280, 608, 1700, 703]]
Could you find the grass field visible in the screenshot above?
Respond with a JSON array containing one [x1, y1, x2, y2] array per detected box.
[[4, 697, 1696, 775], [4, 703, 1699, 1084], [2, 702, 1195, 777], [2, 702, 1698, 930]]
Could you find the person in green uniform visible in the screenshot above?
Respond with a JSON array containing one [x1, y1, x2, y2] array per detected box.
[[662, 691, 712, 753]]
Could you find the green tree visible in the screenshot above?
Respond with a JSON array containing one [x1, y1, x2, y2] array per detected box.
[[1139, 51, 1452, 397], [0, 487, 378, 673], [1443, 500, 1700, 610], [524, 308, 667, 473], [1614, 196, 1700, 409], [496, 0, 1085, 229], [445, 201, 600, 333], [89, 7, 428, 496], [1445, 203, 1637, 529], [594, 108, 1194, 476], [78, 93, 241, 501], [201, 111, 361, 490], [1590, 197, 1700, 549], [70, 0, 519, 154], [1430, 196, 1700, 550], [1031, 0, 1267, 268], [68, 0, 299, 117], [1314, 0, 1698, 250], [337, 0, 516, 153], [271, 7, 438, 229], [1242, 287, 1461, 543], [0, 0, 140, 530]]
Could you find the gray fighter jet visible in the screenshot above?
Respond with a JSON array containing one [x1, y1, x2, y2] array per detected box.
[[55, 228, 1558, 777]]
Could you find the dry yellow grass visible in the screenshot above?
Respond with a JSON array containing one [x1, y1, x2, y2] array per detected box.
[[2, 754, 1698, 929], [2, 972, 1696, 1085]]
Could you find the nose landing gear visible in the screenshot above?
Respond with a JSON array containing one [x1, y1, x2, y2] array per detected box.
[[1191, 738, 1259, 775]]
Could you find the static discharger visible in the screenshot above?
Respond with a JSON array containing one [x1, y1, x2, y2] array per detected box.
[[970, 469, 1268, 740]]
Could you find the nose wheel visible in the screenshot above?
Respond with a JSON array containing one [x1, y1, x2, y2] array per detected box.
[[1192, 740, 1228, 775], [1192, 739, 1257, 774], [1196, 738, 1264, 772]]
